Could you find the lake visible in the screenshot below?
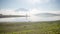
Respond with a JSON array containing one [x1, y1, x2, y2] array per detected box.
[[0, 15, 60, 22]]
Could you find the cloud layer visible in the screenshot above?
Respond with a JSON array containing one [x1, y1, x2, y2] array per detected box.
[[0, 0, 60, 15], [0, 8, 60, 16]]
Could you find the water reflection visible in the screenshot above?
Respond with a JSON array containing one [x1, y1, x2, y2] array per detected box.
[[30, 15, 60, 22], [0, 16, 60, 22]]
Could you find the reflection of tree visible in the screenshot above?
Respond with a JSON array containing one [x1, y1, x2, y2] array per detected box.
[[25, 12, 27, 22], [26, 11, 31, 22]]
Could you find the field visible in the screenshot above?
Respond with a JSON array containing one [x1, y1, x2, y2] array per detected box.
[[0, 20, 60, 34]]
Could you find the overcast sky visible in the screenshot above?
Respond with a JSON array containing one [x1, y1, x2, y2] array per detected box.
[[0, 0, 60, 15]]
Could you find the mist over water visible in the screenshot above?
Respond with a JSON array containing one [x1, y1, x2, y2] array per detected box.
[[29, 15, 60, 22], [0, 15, 60, 22]]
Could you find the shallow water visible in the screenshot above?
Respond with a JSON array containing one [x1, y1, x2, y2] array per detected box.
[[0, 16, 60, 22]]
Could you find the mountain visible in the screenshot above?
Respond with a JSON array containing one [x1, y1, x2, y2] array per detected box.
[[35, 13, 60, 17], [0, 14, 28, 18]]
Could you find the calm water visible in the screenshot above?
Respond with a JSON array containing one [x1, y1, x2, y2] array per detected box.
[[0, 16, 60, 22]]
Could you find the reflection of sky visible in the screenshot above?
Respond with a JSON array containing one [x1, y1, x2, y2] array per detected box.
[[0, 16, 60, 22], [29, 16, 60, 22]]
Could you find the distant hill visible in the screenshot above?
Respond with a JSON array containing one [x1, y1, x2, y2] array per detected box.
[[0, 14, 28, 18], [35, 13, 60, 17]]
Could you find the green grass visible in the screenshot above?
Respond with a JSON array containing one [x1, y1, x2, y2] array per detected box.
[[0, 20, 60, 34]]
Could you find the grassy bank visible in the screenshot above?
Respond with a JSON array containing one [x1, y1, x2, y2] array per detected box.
[[0, 20, 60, 34]]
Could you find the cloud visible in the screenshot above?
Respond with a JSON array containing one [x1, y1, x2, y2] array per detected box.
[[29, 8, 60, 16], [0, 9, 17, 15], [15, 8, 29, 12], [26, 0, 50, 4], [25, 0, 60, 11], [0, 8, 60, 16], [0, 8, 29, 15]]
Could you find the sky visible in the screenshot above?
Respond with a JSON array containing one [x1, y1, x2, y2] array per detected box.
[[0, 0, 60, 15]]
